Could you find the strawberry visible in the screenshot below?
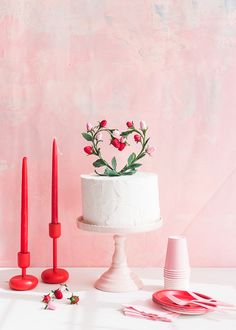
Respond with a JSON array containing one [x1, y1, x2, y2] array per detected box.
[[54, 289, 63, 299], [68, 294, 80, 305], [42, 294, 51, 303]]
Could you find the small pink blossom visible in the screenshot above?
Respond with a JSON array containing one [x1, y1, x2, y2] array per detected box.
[[113, 130, 120, 138], [120, 136, 126, 143], [146, 145, 156, 156], [46, 301, 56, 310], [140, 120, 147, 130], [96, 132, 103, 141], [86, 122, 93, 131]]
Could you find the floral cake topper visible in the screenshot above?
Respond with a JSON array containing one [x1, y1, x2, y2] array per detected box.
[[82, 120, 156, 176]]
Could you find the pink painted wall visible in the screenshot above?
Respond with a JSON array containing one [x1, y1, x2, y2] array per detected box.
[[0, 1, 236, 267]]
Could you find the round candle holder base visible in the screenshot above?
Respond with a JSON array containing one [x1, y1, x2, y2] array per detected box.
[[41, 268, 69, 284], [9, 274, 38, 291]]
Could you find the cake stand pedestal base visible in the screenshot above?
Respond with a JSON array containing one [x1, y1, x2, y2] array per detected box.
[[95, 235, 143, 292], [77, 216, 163, 292]]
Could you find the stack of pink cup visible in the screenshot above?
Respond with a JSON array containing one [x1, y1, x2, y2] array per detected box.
[[164, 235, 190, 290]]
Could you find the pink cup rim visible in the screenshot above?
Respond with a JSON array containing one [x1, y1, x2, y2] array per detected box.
[[164, 271, 190, 276], [164, 267, 190, 272], [168, 235, 186, 240], [164, 270, 190, 274], [164, 274, 190, 278], [164, 277, 189, 282]]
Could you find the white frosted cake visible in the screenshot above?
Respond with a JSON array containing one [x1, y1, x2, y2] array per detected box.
[[81, 172, 160, 228]]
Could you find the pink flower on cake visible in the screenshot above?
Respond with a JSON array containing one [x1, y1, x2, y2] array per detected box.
[[96, 132, 103, 141], [113, 130, 120, 138], [146, 145, 156, 155], [111, 138, 120, 149], [84, 146, 93, 155], [134, 134, 141, 143], [126, 121, 133, 128], [140, 120, 147, 130], [100, 120, 107, 128], [86, 122, 93, 131], [120, 136, 126, 143]]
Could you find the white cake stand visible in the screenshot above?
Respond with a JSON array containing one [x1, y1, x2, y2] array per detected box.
[[77, 216, 163, 292]]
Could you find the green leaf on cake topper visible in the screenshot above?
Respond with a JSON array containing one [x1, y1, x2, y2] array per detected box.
[[82, 133, 93, 141], [82, 120, 157, 177], [128, 153, 136, 166], [111, 157, 117, 170], [93, 159, 106, 167]]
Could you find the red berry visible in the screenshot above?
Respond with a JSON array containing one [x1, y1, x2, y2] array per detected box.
[[111, 138, 120, 149], [100, 120, 107, 128], [84, 146, 93, 155], [126, 121, 133, 128], [118, 142, 126, 151], [134, 134, 141, 143], [54, 289, 63, 299], [69, 294, 80, 305], [42, 294, 51, 303]]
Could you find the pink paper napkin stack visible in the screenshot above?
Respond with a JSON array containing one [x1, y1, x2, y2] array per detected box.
[[164, 235, 190, 290]]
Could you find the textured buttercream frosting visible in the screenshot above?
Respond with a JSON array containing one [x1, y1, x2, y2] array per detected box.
[[81, 172, 160, 228]]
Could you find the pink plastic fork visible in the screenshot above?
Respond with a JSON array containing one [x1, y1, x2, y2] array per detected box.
[[166, 293, 236, 311], [122, 306, 175, 322], [187, 291, 236, 308]]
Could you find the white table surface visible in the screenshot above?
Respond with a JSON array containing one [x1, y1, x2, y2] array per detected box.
[[0, 268, 236, 330]]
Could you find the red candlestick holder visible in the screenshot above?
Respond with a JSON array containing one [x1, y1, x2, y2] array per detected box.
[[9, 252, 38, 290], [41, 223, 69, 283]]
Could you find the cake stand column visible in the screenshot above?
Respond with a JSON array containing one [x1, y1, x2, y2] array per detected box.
[[95, 234, 143, 292]]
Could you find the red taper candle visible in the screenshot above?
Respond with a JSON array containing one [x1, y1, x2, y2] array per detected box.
[[41, 139, 69, 283], [52, 138, 58, 224], [9, 156, 38, 290], [21, 157, 28, 253]]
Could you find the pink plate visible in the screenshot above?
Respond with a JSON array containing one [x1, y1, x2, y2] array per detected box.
[[152, 290, 213, 315]]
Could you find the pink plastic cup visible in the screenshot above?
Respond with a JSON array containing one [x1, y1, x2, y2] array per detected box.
[[164, 269, 190, 279], [164, 236, 190, 271], [164, 277, 189, 290]]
